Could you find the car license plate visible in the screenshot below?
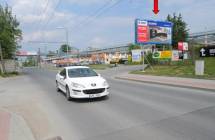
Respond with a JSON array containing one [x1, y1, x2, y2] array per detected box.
[[89, 94, 100, 98]]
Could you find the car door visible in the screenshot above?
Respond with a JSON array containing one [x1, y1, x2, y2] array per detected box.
[[58, 69, 67, 92]]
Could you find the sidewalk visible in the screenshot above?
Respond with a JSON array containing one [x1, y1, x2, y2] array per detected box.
[[0, 109, 35, 140], [116, 73, 215, 91]]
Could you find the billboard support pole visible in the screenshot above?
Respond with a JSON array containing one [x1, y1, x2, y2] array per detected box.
[[141, 45, 154, 72], [141, 45, 145, 72], [147, 45, 154, 72]]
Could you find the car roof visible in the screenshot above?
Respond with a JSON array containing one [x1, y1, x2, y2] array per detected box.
[[64, 66, 90, 70]]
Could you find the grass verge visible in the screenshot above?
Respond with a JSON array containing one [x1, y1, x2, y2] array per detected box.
[[89, 64, 112, 70], [130, 58, 215, 80]]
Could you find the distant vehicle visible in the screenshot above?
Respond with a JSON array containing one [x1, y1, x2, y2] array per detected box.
[[110, 58, 119, 66], [56, 66, 110, 100], [80, 61, 90, 66], [91, 61, 102, 65], [118, 58, 128, 64]]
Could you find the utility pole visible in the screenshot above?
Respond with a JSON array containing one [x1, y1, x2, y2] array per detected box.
[[56, 27, 69, 66], [141, 45, 145, 72], [191, 39, 195, 65], [38, 48, 41, 68], [56, 27, 69, 57], [66, 29, 69, 58], [204, 27, 208, 47]]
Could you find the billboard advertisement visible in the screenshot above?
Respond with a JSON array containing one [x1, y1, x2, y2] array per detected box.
[[178, 42, 188, 51], [172, 50, 179, 61], [153, 51, 172, 59], [135, 19, 173, 45], [132, 49, 142, 62]]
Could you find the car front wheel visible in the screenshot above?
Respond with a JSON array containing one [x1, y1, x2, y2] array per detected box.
[[66, 86, 71, 101], [56, 81, 60, 92]]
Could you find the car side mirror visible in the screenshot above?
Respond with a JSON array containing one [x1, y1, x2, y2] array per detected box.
[[63, 75, 66, 79]]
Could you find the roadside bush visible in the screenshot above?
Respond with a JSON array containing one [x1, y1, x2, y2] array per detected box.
[[0, 71, 19, 77], [144, 52, 159, 65]]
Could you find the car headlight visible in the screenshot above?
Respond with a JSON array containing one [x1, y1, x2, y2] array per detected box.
[[72, 82, 85, 88], [103, 81, 109, 87]]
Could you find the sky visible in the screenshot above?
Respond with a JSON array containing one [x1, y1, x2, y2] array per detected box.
[[1, 0, 215, 53]]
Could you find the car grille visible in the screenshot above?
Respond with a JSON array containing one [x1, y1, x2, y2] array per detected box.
[[83, 88, 105, 94]]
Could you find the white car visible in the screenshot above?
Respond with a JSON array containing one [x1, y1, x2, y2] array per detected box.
[[56, 66, 110, 100]]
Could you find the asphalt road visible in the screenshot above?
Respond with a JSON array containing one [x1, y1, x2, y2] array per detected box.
[[23, 66, 215, 140]]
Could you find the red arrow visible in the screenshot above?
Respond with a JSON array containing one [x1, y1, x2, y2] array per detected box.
[[153, 0, 160, 14]]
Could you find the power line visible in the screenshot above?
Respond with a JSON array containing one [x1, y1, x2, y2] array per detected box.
[[39, 0, 114, 47], [68, 0, 123, 32], [33, 0, 50, 32], [27, 41, 73, 44], [40, 0, 62, 31], [37, 0, 63, 45], [63, 0, 114, 27], [90, 0, 123, 21], [36, 0, 122, 45]]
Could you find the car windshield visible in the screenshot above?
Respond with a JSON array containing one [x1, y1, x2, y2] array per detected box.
[[68, 68, 98, 78]]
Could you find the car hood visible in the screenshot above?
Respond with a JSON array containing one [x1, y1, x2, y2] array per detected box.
[[69, 76, 106, 88]]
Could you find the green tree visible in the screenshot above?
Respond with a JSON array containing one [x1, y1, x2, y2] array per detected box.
[[23, 56, 36, 67], [128, 43, 141, 53], [60, 44, 72, 53], [166, 13, 189, 48], [46, 50, 57, 57], [0, 5, 22, 59]]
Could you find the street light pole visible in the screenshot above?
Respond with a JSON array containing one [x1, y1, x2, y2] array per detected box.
[[56, 27, 69, 58], [66, 28, 69, 57]]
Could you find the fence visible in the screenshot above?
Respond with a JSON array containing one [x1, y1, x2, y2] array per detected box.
[[0, 59, 21, 73]]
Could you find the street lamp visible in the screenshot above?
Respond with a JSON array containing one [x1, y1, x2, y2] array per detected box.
[[56, 27, 69, 57]]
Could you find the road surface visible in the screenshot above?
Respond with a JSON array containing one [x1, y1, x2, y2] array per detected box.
[[2, 66, 215, 140]]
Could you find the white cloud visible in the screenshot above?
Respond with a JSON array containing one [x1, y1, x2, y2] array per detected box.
[[89, 37, 107, 48], [4, 0, 215, 51], [23, 30, 65, 43], [64, 0, 109, 6]]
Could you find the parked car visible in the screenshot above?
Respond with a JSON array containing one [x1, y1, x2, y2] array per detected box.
[[80, 61, 90, 66], [110, 58, 119, 66], [118, 58, 128, 64], [56, 66, 110, 100]]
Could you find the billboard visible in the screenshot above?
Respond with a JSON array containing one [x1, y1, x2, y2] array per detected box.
[[135, 19, 173, 45], [153, 51, 172, 59], [172, 50, 179, 61], [132, 49, 142, 62], [178, 42, 188, 51]]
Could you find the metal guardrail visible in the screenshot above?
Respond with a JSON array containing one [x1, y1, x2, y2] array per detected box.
[[189, 30, 215, 38]]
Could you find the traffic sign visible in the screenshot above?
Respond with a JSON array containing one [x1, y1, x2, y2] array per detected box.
[[200, 46, 215, 57]]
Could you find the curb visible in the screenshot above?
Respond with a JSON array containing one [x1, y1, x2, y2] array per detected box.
[[0, 109, 36, 140], [115, 76, 215, 92]]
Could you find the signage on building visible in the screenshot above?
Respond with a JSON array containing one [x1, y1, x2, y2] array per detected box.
[[135, 19, 173, 45], [200, 46, 215, 57]]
